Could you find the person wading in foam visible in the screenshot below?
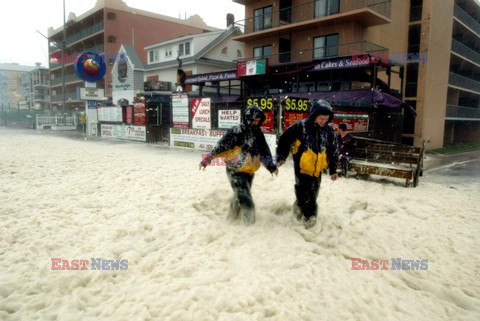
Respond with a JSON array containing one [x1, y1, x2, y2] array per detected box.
[[200, 105, 278, 226], [276, 100, 338, 229]]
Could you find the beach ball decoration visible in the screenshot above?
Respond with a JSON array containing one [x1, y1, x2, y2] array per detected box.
[[74, 51, 106, 82], [83, 59, 100, 76]]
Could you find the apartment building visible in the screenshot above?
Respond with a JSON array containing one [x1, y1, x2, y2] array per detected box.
[[21, 63, 50, 110], [232, 0, 480, 149], [48, 0, 218, 113], [0, 63, 34, 110]]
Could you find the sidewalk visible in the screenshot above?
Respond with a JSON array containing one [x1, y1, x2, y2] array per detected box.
[[2, 126, 479, 170], [423, 150, 480, 171]]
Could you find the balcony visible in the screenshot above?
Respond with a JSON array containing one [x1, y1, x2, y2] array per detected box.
[[454, 4, 480, 36], [247, 41, 387, 65], [50, 74, 83, 87], [449, 72, 480, 94], [66, 22, 104, 46], [234, 0, 391, 42], [451, 39, 480, 66], [34, 95, 50, 102], [446, 105, 480, 120], [51, 92, 79, 102]]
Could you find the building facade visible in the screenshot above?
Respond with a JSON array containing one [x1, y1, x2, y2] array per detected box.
[[143, 25, 244, 96], [111, 44, 145, 106], [48, 0, 218, 113], [21, 63, 50, 110], [232, 0, 480, 149], [0, 63, 34, 111]]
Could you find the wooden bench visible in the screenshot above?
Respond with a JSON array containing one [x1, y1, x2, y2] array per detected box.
[[345, 140, 426, 187]]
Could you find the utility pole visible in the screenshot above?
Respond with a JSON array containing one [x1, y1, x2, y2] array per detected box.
[[62, 0, 67, 113]]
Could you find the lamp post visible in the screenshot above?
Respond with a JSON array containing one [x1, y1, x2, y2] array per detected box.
[[37, 0, 67, 113], [61, 0, 67, 113]]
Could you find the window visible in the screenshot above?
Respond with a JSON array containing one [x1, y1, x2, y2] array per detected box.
[[237, 49, 243, 58], [107, 12, 116, 20], [408, 25, 421, 54], [314, 0, 339, 18], [178, 42, 191, 56], [253, 45, 272, 60], [149, 50, 160, 63], [179, 43, 184, 56], [108, 36, 116, 43], [405, 63, 419, 97], [313, 34, 338, 59], [221, 47, 228, 55], [409, 0, 423, 22], [165, 47, 172, 57], [403, 101, 416, 134], [254, 6, 272, 31]]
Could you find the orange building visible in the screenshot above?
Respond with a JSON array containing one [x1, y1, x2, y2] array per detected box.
[[48, 0, 218, 112], [232, 0, 480, 149]]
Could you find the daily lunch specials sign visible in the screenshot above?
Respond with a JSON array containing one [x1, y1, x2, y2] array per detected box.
[[191, 98, 211, 129]]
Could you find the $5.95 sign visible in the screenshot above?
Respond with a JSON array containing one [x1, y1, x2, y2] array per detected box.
[[284, 97, 310, 112], [246, 97, 273, 111]]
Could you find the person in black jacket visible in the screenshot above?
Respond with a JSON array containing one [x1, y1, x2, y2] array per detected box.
[[276, 100, 338, 228], [337, 123, 357, 176], [199, 105, 278, 226]]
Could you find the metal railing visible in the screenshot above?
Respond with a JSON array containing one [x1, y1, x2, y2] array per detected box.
[[50, 74, 82, 86], [235, 0, 391, 34], [451, 39, 480, 66], [0, 110, 78, 129], [446, 105, 480, 119], [33, 95, 49, 101], [51, 92, 78, 102], [454, 4, 480, 36], [36, 115, 78, 128], [66, 22, 104, 46], [249, 41, 387, 64], [449, 72, 480, 93]]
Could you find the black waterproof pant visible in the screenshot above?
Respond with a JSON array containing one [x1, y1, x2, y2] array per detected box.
[[339, 156, 350, 176], [226, 169, 255, 213], [294, 172, 322, 220]]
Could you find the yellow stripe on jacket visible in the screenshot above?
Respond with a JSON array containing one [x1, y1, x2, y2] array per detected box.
[[292, 139, 328, 177], [215, 146, 262, 175]]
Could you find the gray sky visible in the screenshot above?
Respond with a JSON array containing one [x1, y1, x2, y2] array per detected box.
[[0, 0, 245, 67]]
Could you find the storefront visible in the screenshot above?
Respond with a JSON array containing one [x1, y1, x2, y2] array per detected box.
[[178, 54, 412, 145]]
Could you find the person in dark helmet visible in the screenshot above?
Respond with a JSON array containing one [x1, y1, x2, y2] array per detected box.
[[337, 123, 357, 177], [199, 105, 278, 226], [276, 100, 338, 229]]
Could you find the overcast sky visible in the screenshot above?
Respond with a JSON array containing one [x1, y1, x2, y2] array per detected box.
[[0, 0, 245, 67]]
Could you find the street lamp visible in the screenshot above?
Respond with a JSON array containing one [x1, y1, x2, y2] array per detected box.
[[62, 0, 67, 113], [36, 0, 67, 113]]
